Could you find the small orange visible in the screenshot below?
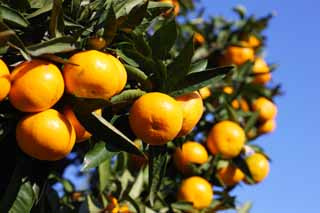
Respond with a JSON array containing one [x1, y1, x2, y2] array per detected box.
[[87, 36, 107, 50], [194, 32, 205, 45], [252, 57, 271, 84], [258, 119, 276, 134], [222, 46, 254, 66], [173, 141, 208, 174], [198, 87, 211, 100], [245, 153, 270, 183], [63, 105, 102, 142], [217, 163, 245, 186], [9, 59, 64, 112], [0, 59, 11, 101], [175, 91, 204, 137], [106, 196, 131, 213], [129, 92, 183, 145], [240, 35, 261, 48], [207, 120, 246, 159], [223, 86, 234, 95], [63, 50, 127, 99], [160, 0, 180, 16], [252, 97, 277, 121], [177, 176, 213, 209], [16, 109, 75, 161], [231, 98, 250, 112]]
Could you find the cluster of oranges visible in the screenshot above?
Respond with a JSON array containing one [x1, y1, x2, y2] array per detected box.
[[0, 50, 127, 161]]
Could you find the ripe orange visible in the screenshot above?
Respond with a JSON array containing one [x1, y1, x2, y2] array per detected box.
[[63, 105, 102, 142], [9, 59, 64, 112], [175, 91, 204, 137], [177, 176, 213, 209], [106, 196, 130, 213], [252, 97, 277, 121], [245, 153, 270, 183], [231, 98, 249, 112], [160, 0, 180, 16], [129, 92, 183, 145], [252, 57, 271, 84], [240, 35, 261, 48], [194, 32, 205, 45], [87, 36, 107, 50], [258, 119, 276, 134], [217, 163, 244, 186], [63, 50, 127, 100], [16, 109, 75, 161], [223, 86, 234, 95], [0, 59, 11, 102], [173, 141, 208, 174], [207, 120, 246, 159], [198, 87, 211, 99], [222, 46, 255, 66]]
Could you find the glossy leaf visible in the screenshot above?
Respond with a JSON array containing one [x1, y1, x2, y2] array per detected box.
[[0, 5, 29, 27]]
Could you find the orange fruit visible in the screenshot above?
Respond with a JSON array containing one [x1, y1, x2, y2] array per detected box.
[[129, 92, 183, 145], [0, 59, 11, 102], [240, 35, 261, 48], [63, 105, 102, 142], [217, 163, 244, 186], [198, 87, 211, 99], [106, 196, 131, 213], [258, 119, 276, 134], [173, 141, 208, 174], [177, 176, 213, 209], [194, 32, 205, 45], [222, 46, 254, 66], [231, 98, 250, 112], [9, 59, 64, 112], [245, 153, 270, 183], [223, 86, 234, 95], [63, 50, 127, 99], [252, 97, 277, 121], [160, 0, 180, 16], [175, 91, 204, 137], [16, 109, 75, 161], [252, 58, 271, 84], [87, 36, 107, 50], [207, 120, 246, 159]]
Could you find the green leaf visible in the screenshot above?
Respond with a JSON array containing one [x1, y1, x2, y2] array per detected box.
[[82, 141, 115, 171], [129, 168, 144, 199], [0, 5, 29, 27], [238, 201, 252, 213], [147, 1, 172, 16], [148, 145, 168, 206], [79, 195, 102, 213], [110, 89, 146, 105], [233, 5, 247, 19], [189, 59, 208, 74], [244, 112, 259, 133], [49, 0, 64, 38], [232, 156, 255, 184], [166, 36, 194, 91], [171, 201, 194, 211], [27, 36, 76, 56], [98, 158, 112, 192], [149, 20, 177, 59], [124, 64, 152, 90], [74, 110, 145, 157], [169, 66, 233, 97], [26, 1, 53, 19], [226, 103, 240, 123]]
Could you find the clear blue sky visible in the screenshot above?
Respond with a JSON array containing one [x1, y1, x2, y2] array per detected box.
[[202, 0, 320, 212]]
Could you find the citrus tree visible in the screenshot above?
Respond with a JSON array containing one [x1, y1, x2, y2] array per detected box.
[[0, 0, 281, 212]]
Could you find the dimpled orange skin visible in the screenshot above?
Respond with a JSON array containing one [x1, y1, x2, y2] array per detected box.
[[178, 176, 213, 209], [207, 120, 246, 159], [63, 106, 102, 142], [222, 46, 255, 66], [175, 91, 204, 137], [174, 141, 208, 174], [63, 50, 127, 99], [245, 153, 270, 183], [217, 164, 245, 186], [258, 119, 276, 134], [0, 59, 11, 102], [16, 109, 75, 161], [252, 57, 271, 84], [231, 98, 250, 112], [9, 59, 64, 112], [129, 92, 183, 145], [252, 97, 277, 121]]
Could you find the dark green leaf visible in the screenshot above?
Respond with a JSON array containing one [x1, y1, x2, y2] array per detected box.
[[49, 0, 64, 38], [26, 1, 53, 19], [148, 145, 168, 206], [171, 201, 194, 211], [244, 112, 259, 133], [226, 104, 240, 123], [9, 180, 37, 213], [96, 3, 117, 46], [27, 36, 76, 56], [110, 89, 146, 105], [232, 156, 255, 184], [189, 59, 208, 74], [82, 141, 115, 171], [0, 5, 29, 27], [169, 66, 233, 97], [149, 20, 177, 59]]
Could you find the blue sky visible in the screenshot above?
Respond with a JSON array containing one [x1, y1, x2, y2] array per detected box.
[[202, 0, 320, 212]]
